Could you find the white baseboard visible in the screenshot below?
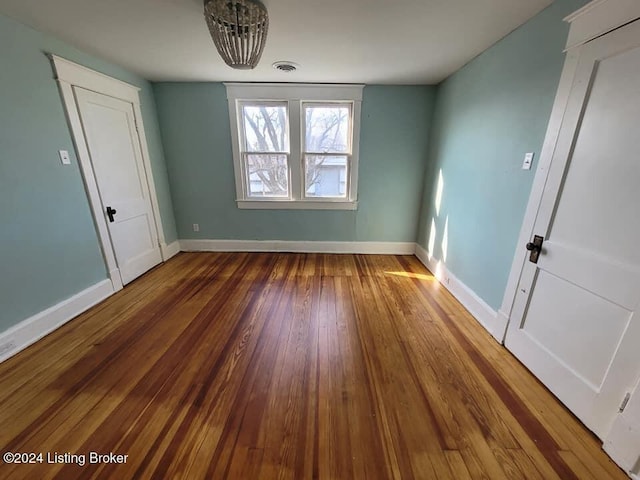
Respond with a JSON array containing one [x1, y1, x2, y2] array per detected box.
[[179, 239, 416, 255], [0, 279, 114, 363], [414, 244, 502, 343], [161, 240, 181, 260]]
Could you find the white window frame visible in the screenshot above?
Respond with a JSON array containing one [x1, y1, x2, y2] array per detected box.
[[302, 101, 353, 200], [225, 83, 364, 210], [238, 100, 291, 199]]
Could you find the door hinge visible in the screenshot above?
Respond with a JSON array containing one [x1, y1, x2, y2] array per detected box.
[[619, 392, 631, 413]]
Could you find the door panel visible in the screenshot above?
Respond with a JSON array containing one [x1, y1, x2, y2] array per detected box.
[[506, 19, 640, 439], [524, 270, 632, 389], [80, 102, 146, 201], [109, 213, 156, 262], [541, 242, 639, 309], [75, 88, 162, 285], [550, 45, 640, 267]]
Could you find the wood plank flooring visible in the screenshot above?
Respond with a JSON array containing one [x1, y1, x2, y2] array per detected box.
[[0, 253, 626, 479]]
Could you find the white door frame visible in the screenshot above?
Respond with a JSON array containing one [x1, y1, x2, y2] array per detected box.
[[50, 55, 168, 292]]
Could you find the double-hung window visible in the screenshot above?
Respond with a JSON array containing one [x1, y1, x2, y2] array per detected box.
[[226, 84, 363, 210]]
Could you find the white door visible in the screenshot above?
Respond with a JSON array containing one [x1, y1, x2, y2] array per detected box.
[[505, 19, 640, 439], [74, 88, 162, 285]]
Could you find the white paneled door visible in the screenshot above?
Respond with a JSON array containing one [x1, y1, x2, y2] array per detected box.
[[75, 88, 162, 285], [505, 20, 640, 439]]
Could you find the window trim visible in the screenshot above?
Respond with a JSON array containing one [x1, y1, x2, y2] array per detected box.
[[225, 83, 364, 210]]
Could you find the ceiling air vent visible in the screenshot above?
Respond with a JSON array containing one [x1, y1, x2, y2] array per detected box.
[[273, 61, 299, 72]]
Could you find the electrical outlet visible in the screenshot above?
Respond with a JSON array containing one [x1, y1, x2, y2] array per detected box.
[[192, 223, 200, 232], [0, 340, 17, 357]]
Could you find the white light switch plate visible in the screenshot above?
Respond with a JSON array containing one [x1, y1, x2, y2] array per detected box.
[[522, 152, 534, 170], [59, 150, 71, 165]]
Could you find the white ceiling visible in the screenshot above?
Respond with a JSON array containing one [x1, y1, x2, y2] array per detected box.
[[0, 0, 553, 84]]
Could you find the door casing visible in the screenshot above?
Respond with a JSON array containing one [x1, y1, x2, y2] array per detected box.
[[50, 55, 169, 292]]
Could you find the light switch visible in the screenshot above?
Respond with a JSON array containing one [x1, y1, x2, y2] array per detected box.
[[59, 150, 71, 165], [522, 152, 534, 170]]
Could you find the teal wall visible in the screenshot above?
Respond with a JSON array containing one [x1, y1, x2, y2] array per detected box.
[[0, 14, 176, 333], [416, 0, 589, 310], [154, 84, 435, 242], [0, 0, 590, 335]]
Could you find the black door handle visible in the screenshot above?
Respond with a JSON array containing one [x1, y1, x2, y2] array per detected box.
[[526, 235, 543, 264], [526, 242, 540, 252], [106, 206, 117, 223]]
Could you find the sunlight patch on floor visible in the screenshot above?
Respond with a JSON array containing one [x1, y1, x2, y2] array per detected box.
[[385, 271, 434, 281]]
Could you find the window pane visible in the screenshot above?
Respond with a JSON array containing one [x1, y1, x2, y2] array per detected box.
[[305, 155, 347, 198], [242, 104, 288, 153], [304, 105, 350, 153], [246, 154, 289, 197]]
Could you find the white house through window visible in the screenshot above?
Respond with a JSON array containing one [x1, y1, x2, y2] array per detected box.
[[303, 103, 351, 199]]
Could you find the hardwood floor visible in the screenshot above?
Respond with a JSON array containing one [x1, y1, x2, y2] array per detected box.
[[0, 253, 626, 479]]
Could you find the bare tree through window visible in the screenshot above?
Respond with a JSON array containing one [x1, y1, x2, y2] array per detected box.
[[242, 104, 289, 196], [241, 103, 351, 198]]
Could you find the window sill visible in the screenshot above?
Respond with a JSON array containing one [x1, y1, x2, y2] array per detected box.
[[237, 200, 358, 211]]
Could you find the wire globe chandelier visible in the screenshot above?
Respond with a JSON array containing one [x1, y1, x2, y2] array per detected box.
[[204, 0, 269, 70]]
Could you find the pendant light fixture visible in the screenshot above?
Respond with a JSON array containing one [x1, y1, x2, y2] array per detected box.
[[204, 0, 269, 70]]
